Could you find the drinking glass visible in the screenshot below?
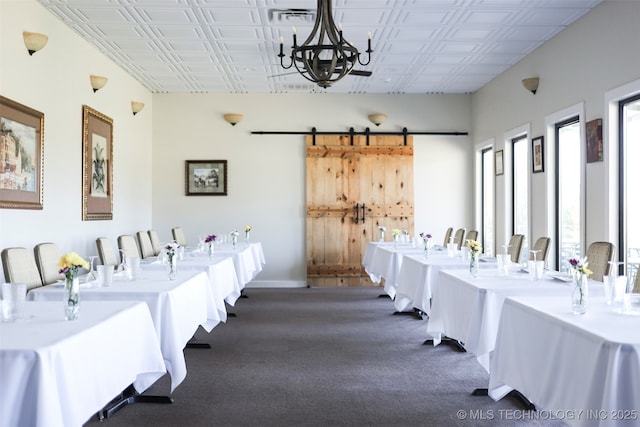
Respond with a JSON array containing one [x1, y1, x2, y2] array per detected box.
[[85, 255, 98, 283], [1, 283, 26, 320], [126, 257, 140, 280], [96, 265, 114, 287]]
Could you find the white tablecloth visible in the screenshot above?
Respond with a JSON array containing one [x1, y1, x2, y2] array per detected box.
[[142, 254, 240, 322], [210, 241, 265, 287], [393, 250, 469, 315], [362, 243, 423, 298], [0, 301, 165, 427], [27, 269, 216, 391], [488, 295, 640, 426], [426, 269, 596, 371]]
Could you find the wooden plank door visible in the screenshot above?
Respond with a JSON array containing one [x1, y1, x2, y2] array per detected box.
[[306, 134, 414, 287]]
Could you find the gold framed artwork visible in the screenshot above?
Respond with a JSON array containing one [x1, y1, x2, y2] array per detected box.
[[586, 118, 603, 163], [185, 160, 228, 196], [0, 95, 44, 210], [532, 136, 544, 173], [82, 105, 113, 220], [495, 150, 504, 176]]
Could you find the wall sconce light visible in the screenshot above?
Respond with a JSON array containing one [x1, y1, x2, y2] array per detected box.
[[90, 75, 108, 92], [131, 101, 145, 116], [223, 113, 243, 126], [368, 113, 387, 127], [23, 31, 48, 56], [522, 77, 540, 95]]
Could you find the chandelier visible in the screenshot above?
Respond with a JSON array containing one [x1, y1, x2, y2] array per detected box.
[[277, 0, 372, 88]]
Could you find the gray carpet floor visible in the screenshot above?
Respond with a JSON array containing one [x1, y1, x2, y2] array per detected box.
[[87, 287, 567, 426]]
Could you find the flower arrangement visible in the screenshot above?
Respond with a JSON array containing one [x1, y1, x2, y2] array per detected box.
[[378, 226, 386, 232], [204, 234, 217, 243], [466, 240, 482, 254], [58, 252, 89, 280], [391, 229, 401, 236], [244, 225, 252, 232], [568, 257, 592, 276], [165, 242, 180, 259], [230, 230, 239, 238], [419, 232, 432, 242]]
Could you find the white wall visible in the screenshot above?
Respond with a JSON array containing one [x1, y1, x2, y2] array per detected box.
[[151, 94, 473, 286], [0, 0, 153, 274], [471, 0, 640, 264]]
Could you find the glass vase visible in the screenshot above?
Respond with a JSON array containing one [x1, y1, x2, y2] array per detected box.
[[208, 242, 215, 259], [379, 230, 385, 243], [64, 275, 80, 320], [168, 255, 177, 280], [469, 252, 479, 277], [393, 234, 399, 248], [572, 273, 588, 315], [245, 230, 250, 241], [423, 241, 430, 258], [232, 235, 238, 250]]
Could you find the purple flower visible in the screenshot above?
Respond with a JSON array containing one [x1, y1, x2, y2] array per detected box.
[[569, 258, 579, 267], [204, 234, 217, 243]]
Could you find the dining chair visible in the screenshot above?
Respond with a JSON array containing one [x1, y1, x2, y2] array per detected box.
[[633, 269, 640, 293], [1, 247, 43, 290], [585, 241, 615, 282], [453, 228, 466, 250], [441, 227, 453, 247], [529, 237, 551, 262], [33, 242, 65, 285], [136, 231, 155, 259], [508, 234, 525, 264], [96, 237, 118, 266], [466, 230, 478, 242], [172, 227, 187, 246], [117, 235, 141, 261], [147, 230, 162, 256]]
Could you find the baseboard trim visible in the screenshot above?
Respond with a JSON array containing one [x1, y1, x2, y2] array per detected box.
[[245, 280, 307, 288]]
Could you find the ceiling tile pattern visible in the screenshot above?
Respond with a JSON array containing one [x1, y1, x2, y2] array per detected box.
[[37, 0, 602, 94]]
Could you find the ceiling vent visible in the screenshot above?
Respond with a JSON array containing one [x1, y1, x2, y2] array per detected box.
[[269, 9, 316, 24]]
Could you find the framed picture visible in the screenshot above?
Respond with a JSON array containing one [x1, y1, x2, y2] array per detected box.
[[185, 160, 227, 196], [82, 105, 113, 220], [586, 118, 603, 163], [1, 96, 44, 210], [532, 136, 544, 173], [495, 150, 504, 176]]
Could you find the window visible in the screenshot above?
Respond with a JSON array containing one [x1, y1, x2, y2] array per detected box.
[[512, 135, 528, 261], [555, 117, 581, 271], [481, 147, 494, 255], [619, 94, 640, 283]]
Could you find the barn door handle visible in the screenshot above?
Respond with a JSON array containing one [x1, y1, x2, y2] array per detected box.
[[354, 203, 360, 224], [361, 203, 366, 224]]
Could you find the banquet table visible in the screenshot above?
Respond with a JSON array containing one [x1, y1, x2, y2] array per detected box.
[[209, 241, 265, 288], [141, 254, 240, 322], [488, 295, 640, 427], [0, 301, 165, 427], [426, 268, 601, 372], [362, 242, 424, 299], [27, 269, 217, 391], [393, 250, 470, 315]]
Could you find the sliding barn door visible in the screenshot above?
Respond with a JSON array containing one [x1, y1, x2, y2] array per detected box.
[[306, 134, 414, 287]]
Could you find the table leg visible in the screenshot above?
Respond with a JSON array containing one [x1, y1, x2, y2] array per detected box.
[[100, 384, 173, 420], [471, 388, 536, 410], [423, 336, 466, 352]]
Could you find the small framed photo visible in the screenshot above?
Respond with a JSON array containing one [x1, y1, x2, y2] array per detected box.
[[0, 96, 44, 210], [586, 118, 603, 163], [82, 105, 113, 220], [495, 150, 504, 176], [185, 160, 227, 196], [532, 136, 544, 173]]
